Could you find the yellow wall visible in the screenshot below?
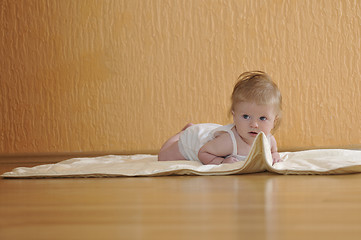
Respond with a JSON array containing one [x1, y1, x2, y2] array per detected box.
[[1, 0, 360, 155]]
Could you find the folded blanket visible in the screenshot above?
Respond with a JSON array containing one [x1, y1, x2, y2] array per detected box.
[[2, 133, 361, 178]]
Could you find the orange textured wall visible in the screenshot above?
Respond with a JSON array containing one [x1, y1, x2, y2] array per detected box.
[[1, 0, 360, 154]]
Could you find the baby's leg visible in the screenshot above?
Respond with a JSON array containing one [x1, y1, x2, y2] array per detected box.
[[158, 123, 193, 161], [158, 140, 185, 161]]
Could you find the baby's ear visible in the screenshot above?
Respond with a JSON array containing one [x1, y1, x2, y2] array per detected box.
[[273, 115, 279, 124], [228, 109, 234, 119], [273, 115, 281, 131]]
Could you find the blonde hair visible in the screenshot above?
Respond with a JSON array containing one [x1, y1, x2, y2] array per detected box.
[[231, 71, 282, 131]]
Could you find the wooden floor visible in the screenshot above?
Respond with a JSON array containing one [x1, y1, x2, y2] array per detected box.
[[1, 156, 361, 240]]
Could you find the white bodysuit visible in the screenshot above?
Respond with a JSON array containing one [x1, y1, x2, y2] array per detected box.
[[178, 123, 247, 163]]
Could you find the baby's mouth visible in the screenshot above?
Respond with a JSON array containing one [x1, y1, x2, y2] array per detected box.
[[248, 131, 259, 137]]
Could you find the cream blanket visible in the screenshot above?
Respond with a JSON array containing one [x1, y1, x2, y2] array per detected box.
[[2, 133, 361, 178]]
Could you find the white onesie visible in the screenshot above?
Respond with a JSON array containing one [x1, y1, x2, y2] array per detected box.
[[178, 123, 247, 163]]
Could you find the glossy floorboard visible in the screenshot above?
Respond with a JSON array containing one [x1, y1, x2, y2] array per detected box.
[[1, 156, 361, 240]]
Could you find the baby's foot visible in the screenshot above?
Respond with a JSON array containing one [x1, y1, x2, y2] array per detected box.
[[181, 123, 194, 131]]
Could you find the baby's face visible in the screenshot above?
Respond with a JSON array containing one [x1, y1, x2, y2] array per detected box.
[[232, 102, 277, 145]]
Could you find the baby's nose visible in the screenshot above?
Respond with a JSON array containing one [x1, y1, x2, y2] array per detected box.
[[250, 120, 258, 128]]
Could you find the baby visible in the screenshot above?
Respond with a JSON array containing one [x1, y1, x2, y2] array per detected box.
[[158, 71, 282, 165]]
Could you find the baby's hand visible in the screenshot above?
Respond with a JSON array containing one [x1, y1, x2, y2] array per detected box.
[[272, 152, 282, 166], [223, 156, 239, 164]]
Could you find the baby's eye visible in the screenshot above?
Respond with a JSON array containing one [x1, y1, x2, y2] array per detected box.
[[260, 116, 267, 121], [242, 115, 250, 120]]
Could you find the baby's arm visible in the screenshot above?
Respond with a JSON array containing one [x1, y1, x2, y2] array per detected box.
[[198, 133, 233, 165], [269, 135, 282, 165]]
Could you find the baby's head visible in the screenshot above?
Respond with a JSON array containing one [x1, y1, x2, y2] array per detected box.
[[231, 71, 282, 131]]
